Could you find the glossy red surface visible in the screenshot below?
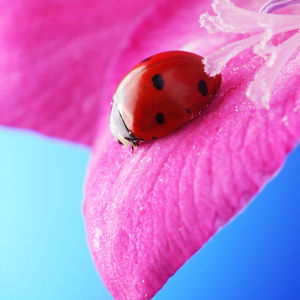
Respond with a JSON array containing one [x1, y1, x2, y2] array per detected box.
[[114, 51, 221, 140]]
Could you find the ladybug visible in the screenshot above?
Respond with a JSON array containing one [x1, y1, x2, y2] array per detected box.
[[110, 50, 221, 149]]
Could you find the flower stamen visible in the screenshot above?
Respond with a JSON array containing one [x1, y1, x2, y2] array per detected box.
[[200, 0, 300, 108], [259, 0, 300, 14]]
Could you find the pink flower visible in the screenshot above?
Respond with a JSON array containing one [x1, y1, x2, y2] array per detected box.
[[0, 0, 299, 299]]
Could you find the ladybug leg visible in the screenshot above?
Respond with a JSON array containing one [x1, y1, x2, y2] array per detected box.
[[130, 141, 139, 153], [131, 145, 135, 153]]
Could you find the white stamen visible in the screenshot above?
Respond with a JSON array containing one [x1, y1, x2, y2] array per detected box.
[[200, 0, 300, 108]]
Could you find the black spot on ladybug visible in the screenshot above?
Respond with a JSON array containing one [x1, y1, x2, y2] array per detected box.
[[152, 136, 157, 139], [141, 56, 152, 62], [155, 113, 164, 125], [198, 79, 208, 96], [186, 108, 191, 114], [152, 74, 164, 90]]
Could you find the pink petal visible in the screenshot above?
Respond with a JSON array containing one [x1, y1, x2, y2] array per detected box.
[[85, 48, 300, 299], [0, 0, 259, 144], [83, 1, 300, 299], [0, 0, 152, 145]]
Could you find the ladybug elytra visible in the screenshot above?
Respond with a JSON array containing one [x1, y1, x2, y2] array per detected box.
[[110, 50, 221, 149]]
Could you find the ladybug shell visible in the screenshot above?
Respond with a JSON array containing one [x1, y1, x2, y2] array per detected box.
[[111, 51, 221, 145]]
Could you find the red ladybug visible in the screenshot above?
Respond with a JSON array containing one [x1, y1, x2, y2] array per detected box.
[[110, 50, 221, 149]]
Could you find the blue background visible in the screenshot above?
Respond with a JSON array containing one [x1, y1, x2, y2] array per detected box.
[[0, 127, 299, 300]]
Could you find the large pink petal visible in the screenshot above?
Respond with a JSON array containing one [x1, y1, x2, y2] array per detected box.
[[0, 0, 254, 145], [85, 48, 300, 298], [84, 0, 300, 299], [0, 0, 152, 145]]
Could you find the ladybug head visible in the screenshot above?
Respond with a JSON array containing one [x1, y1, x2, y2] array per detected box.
[[109, 101, 140, 148]]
